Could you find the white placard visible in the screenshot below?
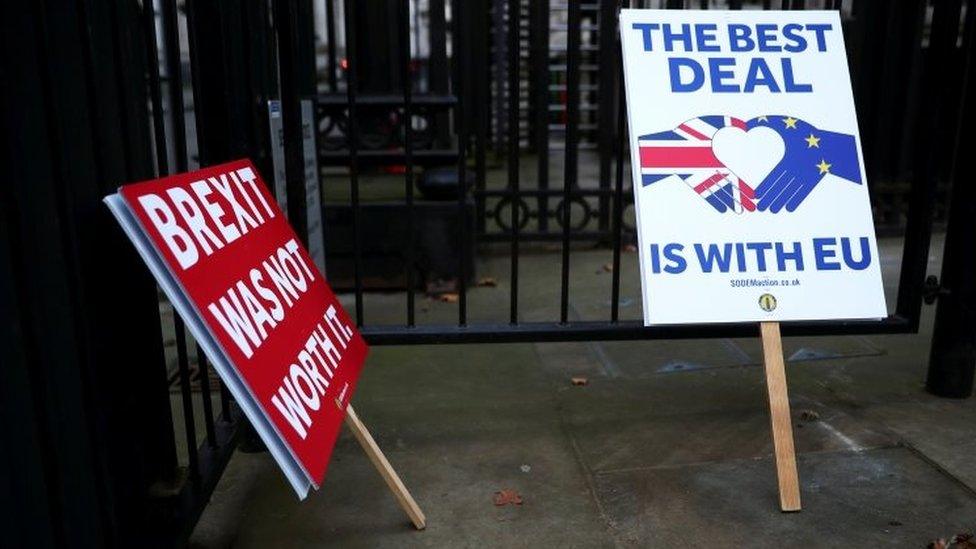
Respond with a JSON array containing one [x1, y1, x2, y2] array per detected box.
[[267, 100, 288, 212], [620, 9, 887, 325], [301, 99, 326, 275]]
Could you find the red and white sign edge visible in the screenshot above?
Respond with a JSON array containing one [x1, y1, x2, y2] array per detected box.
[[104, 193, 314, 499]]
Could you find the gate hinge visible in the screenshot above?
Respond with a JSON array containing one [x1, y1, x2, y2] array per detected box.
[[923, 275, 947, 305]]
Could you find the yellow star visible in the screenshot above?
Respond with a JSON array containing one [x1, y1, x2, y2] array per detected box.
[[757, 115, 769, 123], [816, 159, 831, 175], [783, 116, 798, 129], [805, 133, 820, 148]]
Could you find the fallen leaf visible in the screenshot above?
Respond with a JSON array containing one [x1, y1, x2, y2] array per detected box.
[[477, 276, 498, 287], [571, 376, 589, 386], [955, 534, 976, 548], [602, 263, 613, 273], [928, 539, 949, 549], [624, 244, 638, 253], [800, 410, 820, 422], [438, 293, 459, 303], [493, 489, 523, 506]]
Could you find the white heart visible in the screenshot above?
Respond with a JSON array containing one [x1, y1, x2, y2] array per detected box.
[[711, 126, 786, 188]]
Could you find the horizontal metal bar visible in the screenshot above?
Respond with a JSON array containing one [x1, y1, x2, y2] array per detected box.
[[550, 4, 601, 10], [551, 24, 599, 31], [549, 104, 600, 112], [549, 63, 600, 71], [318, 149, 458, 165], [549, 84, 599, 91], [361, 315, 914, 345], [316, 93, 457, 106], [549, 45, 601, 52], [477, 188, 624, 197], [477, 230, 613, 241], [549, 123, 599, 130]]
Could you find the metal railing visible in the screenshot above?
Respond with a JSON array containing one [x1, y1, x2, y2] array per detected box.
[[3, 0, 972, 545], [303, 0, 972, 344]]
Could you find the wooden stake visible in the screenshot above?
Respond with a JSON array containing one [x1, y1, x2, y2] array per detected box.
[[759, 321, 801, 512], [344, 404, 427, 529]]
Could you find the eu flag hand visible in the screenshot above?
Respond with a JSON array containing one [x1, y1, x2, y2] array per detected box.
[[747, 116, 862, 213]]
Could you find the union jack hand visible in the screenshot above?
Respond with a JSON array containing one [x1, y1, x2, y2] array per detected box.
[[637, 116, 756, 214], [747, 115, 862, 213]]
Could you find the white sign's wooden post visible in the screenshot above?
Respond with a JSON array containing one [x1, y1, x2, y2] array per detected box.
[[619, 9, 888, 511], [759, 322, 800, 511]]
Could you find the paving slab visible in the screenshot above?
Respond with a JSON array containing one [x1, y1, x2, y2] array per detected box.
[[861, 397, 976, 490], [194, 343, 615, 548], [592, 448, 976, 547]]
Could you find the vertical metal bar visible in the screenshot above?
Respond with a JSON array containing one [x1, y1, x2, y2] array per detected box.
[[401, 0, 416, 326], [156, 0, 218, 448], [597, 0, 616, 232], [218, 379, 232, 421], [143, 2, 213, 476], [430, 0, 450, 147], [152, 2, 198, 481], [272, 0, 310, 242], [162, 0, 187, 171], [896, 0, 961, 329], [532, 0, 550, 233], [184, 0, 239, 429], [474, 0, 489, 240], [173, 315, 200, 485], [325, 0, 338, 93], [195, 351, 217, 445], [143, 0, 168, 176], [454, 0, 469, 326], [492, 0, 507, 150], [928, 0, 976, 398], [560, 0, 581, 324], [611, 6, 626, 323], [184, 0, 211, 165], [508, 0, 521, 324], [344, 0, 364, 325]]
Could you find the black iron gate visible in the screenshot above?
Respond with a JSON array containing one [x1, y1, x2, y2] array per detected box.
[[1, 0, 973, 546]]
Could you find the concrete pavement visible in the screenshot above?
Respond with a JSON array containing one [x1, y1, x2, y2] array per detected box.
[[189, 234, 976, 547]]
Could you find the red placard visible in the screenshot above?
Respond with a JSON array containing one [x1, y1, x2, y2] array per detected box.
[[119, 159, 366, 488]]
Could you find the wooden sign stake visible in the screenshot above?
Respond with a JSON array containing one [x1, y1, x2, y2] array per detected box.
[[344, 404, 427, 529], [759, 321, 801, 512]]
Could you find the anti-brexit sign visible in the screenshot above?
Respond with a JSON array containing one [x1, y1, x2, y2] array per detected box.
[[620, 10, 886, 324], [105, 159, 366, 498]]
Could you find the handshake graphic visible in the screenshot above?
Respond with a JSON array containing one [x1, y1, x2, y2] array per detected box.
[[638, 115, 862, 214]]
